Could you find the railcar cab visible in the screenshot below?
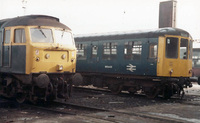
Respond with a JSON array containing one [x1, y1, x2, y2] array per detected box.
[[157, 34, 193, 78]]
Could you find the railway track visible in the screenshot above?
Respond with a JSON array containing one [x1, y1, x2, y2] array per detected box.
[[1, 89, 199, 123], [29, 99, 186, 123]]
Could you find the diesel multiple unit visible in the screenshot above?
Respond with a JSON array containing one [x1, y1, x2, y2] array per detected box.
[[75, 28, 193, 98]]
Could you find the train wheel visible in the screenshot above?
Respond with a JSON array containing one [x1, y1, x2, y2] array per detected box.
[[163, 85, 173, 99], [108, 84, 122, 94], [16, 92, 26, 103], [145, 87, 159, 98], [128, 87, 137, 95]]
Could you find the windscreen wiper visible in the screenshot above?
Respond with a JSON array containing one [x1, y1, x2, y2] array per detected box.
[[39, 28, 47, 38]]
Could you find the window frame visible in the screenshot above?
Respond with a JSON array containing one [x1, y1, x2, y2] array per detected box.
[[124, 41, 142, 60], [76, 43, 87, 60], [102, 42, 117, 60], [165, 37, 179, 59], [149, 43, 158, 59]]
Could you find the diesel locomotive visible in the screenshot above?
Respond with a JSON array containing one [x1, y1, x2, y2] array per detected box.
[[0, 15, 77, 103], [75, 27, 193, 99]]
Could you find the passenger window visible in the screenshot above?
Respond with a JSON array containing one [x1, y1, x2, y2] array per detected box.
[[102, 42, 117, 60], [149, 44, 157, 58], [92, 45, 98, 58], [76, 44, 87, 60], [14, 29, 26, 43], [180, 39, 188, 59], [166, 37, 178, 59], [124, 41, 142, 60], [4, 30, 10, 44]]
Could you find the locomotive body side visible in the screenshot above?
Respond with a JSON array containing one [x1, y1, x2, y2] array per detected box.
[[75, 28, 193, 98]]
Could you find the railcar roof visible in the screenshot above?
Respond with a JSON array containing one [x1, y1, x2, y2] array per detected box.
[[0, 15, 71, 30], [75, 27, 191, 42]]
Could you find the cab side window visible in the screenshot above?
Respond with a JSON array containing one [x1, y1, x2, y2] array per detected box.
[[4, 30, 11, 44], [180, 39, 188, 59], [14, 29, 26, 43]]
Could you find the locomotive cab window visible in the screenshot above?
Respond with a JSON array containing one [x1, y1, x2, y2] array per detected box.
[[54, 30, 74, 45], [30, 28, 53, 43], [180, 39, 188, 59], [14, 29, 26, 43], [166, 37, 178, 59], [4, 30, 11, 44]]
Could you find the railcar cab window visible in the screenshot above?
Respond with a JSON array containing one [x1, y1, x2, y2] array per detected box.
[[4, 30, 11, 44], [180, 39, 188, 59], [166, 37, 178, 59], [76, 44, 87, 60], [30, 28, 53, 43], [54, 29, 74, 45], [124, 41, 142, 60], [14, 29, 26, 43], [102, 42, 117, 60]]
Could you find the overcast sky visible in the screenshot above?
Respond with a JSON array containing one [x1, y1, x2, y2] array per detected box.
[[0, 0, 200, 42]]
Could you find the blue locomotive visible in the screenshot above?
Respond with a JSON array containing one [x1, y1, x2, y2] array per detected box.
[[75, 27, 193, 98]]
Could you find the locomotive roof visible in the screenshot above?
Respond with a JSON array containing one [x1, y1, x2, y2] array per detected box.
[[0, 15, 71, 30], [75, 28, 191, 41]]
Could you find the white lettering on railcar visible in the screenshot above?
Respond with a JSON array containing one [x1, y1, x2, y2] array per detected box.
[[126, 64, 136, 72], [105, 66, 113, 69]]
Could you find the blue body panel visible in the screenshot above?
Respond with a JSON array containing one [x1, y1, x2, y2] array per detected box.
[[0, 45, 26, 74], [76, 37, 158, 76]]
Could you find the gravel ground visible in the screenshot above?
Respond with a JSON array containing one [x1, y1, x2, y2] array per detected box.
[[1, 82, 200, 123]]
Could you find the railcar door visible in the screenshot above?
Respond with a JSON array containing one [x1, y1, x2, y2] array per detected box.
[[2, 29, 11, 67], [88, 41, 99, 72], [145, 38, 158, 76]]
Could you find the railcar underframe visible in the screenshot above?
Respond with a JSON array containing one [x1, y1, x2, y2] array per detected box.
[[79, 73, 192, 99]]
